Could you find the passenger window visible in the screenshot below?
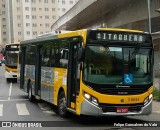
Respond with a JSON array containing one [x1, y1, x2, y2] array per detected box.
[[60, 49, 69, 68]]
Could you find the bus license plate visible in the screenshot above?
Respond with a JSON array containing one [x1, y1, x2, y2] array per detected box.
[[116, 108, 128, 113]]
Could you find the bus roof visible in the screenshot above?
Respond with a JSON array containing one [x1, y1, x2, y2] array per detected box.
[[20, 28, 147, 45]]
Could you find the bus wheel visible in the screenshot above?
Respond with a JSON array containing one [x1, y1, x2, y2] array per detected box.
[[28, 82, 33, 102], [58, 91, 67, 117]]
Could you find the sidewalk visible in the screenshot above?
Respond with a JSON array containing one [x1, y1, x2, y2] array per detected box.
[[154, 78, 160, 90], [152, 78, 160, 113], [152, 100, 160, 114]]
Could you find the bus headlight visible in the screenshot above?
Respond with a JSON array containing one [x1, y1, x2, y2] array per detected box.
[[91, 96, 98, 106], [84, 93, 91, 100], [83, 91, 99, 106], [144, 94, 152, 106], [149, 94, 153, 100]]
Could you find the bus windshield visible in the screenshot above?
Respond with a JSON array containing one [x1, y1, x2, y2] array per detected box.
[[5, 51, 18, 66], [83, 45, 153, 85]]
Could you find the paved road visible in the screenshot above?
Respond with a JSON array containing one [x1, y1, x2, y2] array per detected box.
[[0, 65, 160, 130]]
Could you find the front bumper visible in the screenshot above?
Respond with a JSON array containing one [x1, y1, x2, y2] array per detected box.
[[81, 99, 152, 116]]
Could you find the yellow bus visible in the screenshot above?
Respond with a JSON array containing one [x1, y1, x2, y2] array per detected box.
[[4, 43, 19, 82], [18, 28, 153, 117]]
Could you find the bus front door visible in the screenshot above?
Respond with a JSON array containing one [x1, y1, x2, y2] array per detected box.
[[35, 46, 41, 96], [67, 39, 82, 110], [20, 47, 26, 90]]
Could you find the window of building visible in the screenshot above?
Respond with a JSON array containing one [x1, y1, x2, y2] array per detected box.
[[17, 7, 20, 11], [33, 32, 37, 35], [2, 18, 6, 21], [16, 0, 20, 3], [52, 8, 55, 11], [52, 0, 55, 3], [39, 8, 42, 11], [2, 5, 5, 8], [40, 24, 43, 27], [26, 23, 30, 27], [62, 0, 65, 4], [18, 23, 21, 27], [32, 0, 36, 3], [26, 15, 30, 19], [3, 25, 6, 28], [18, 32, 22, 35], [2, 11, 5, 14], [26, 31, 30, 35], [45, 16, 49, 19], [45, 23, 50, 27], [70, 1, 73, 4], [17, 15, 21, 19], [3, 38, 6, 42], [32, 15, 37, 19], [39, 16, 42, 19], [62, 8, 66, 12], [3, 32, 6, 35], [52, 15, 56, 19], [25, 0, 29, 2], [40, 32, 43, 34], [32, 23, 37, 27], [32, 7, 36, 11], [44, 0, 48, 3], [25, 7, 29, 11], [45, 8, 49, 11]]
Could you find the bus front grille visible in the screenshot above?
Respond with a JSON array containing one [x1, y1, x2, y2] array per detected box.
[[96, 88, 148, 95]]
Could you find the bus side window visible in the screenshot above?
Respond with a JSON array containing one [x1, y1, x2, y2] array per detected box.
[[42, 47, 51, 67], [54, 49, 60, 67], [60, 49, 69, 68]]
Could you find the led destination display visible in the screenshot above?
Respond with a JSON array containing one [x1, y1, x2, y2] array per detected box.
[[88, 30, 151, 44]]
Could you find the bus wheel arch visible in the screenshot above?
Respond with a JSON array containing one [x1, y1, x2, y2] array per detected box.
[[57, 87, 68, 117]]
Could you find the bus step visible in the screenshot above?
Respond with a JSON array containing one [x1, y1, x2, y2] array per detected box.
[[35, 95, 40, 100], [67, 108, 76, 114]]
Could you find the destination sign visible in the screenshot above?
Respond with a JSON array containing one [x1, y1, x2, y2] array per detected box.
[[87, 30, 152, 44], [96, 32, 145, 42]]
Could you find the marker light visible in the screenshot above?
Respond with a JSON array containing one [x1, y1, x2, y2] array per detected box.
[[144, 94, 153, 106]]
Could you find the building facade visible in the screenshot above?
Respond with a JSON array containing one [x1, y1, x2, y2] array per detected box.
[[0, 0, 78, 47], [0, 0, 8, 48]]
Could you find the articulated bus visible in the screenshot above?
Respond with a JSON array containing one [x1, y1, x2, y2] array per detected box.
[[18, 28, 153, 117], [4, 44, 19, 82]]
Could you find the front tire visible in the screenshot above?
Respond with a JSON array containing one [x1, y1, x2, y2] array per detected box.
[[58, 91, 67, 117]]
